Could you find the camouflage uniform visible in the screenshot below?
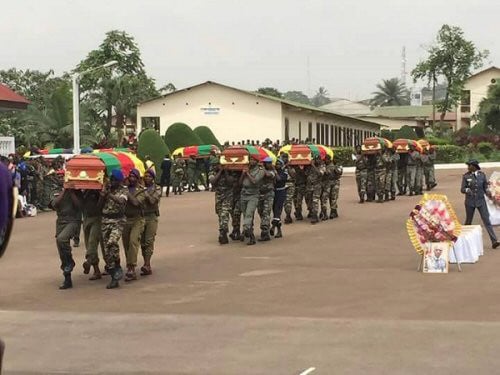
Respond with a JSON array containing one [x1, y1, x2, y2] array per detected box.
[[51, 190, 83, 277], [209, 168, 234, 233], [415, 153, 424, 194], [397, 153, 408, 195], [231, 172, 242, 237], [101, 186, 128, 270], [294, 166, 307, 219], [389, 152, 400, 199], [366, 155, 376, 201], [355, 153, 368, 202], [283, 165, 295, 220], [122, 186, 146, 268], [329, 163, 343, 215], [320, 161, 335, 218], [186, 158, 197, 190], [306, 161, 325, 221], [172, 158, 185, 194], [382, 151, 393, 200], [421, 151, 437, 190], [240, 164, 265, 239], [141, 184, 161, 259], [82, 190, 104, 266], [406, 150, 420, 195], [374, 153, 386, 202], [257, 169, 276, 235]]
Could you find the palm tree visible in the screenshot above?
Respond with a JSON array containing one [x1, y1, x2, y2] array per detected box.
[[311, 86, 331, 107], [370, 78, 409, 107]]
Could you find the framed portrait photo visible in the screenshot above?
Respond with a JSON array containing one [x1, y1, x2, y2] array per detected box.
[[423, 242, 450, 274]]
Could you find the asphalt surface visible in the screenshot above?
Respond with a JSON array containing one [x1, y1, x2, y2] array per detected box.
[[1, 168, 500, 374]]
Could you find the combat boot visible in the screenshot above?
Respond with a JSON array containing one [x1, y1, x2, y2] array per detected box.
[[284, 214, 293, 224], [359, 195, 365, 203], [311, 215, 319, 225], [384, 193, 390, 202], [229, 228, 241, 241], [390, 193, 396, 201], [269, 223, 276, 236], [330, 209, 338, 219], [59, 273, 72, 290], [247, 231, 256, 246], [295, 212, 303, 221], [218, 229, 229, 245], [106, 266, 123, 289], [274, 223, 283, 238], [258, 230, 271, 242], [376, 196, 384, 203]]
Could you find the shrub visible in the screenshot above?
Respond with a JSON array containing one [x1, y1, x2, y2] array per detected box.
[[193, 126, 221, 147], [477, 142, 495, 158], [395, 125, 418, 140], [426, 135, 451, 146], [137, 129, 170, 181], [381, 129, 396, 141], [434, 145, 467, 163], [164, 122, 203, 151], [332, 147, 355, 167]]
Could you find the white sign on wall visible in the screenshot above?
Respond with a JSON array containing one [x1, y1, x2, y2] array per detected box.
[[200, 107, 220, 115]]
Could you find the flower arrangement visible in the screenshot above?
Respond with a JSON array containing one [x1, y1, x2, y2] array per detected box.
[[407, 194, 462, 255], [488, 171, 500, 207]]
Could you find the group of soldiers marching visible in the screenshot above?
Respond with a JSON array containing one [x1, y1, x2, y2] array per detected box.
[[354, 144, 437, 203], [52, 168, 160, 290], [209, 152, 343, 245]]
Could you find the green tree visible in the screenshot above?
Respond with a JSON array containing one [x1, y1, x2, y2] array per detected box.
[[137, 129, 170, 181], [412, 24, 488, 123], [370, 78, 409, 106], [193, 126, 221, 147], [395, 125, 418, 140], [164, 123, 203, 151], [476, 81, 500, 133], [311, 87, 331, 107], [257, 87, 283, 98], [75, 30, 159, 139], [159, 83, 176, 95], [283, 90, 311, 105], [21, 82, 75, 148]]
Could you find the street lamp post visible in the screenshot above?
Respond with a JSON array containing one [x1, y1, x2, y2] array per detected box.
[[72, 60, 118, 154]]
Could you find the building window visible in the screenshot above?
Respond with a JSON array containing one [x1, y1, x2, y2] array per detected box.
[[316, 122, 320, 143], [308, 122, 312, 141], [284, 117, 290, 142], [461, 90, 471, 113], [298, 121, 302, 142], [141, 117, 160, 132], [325, 124, 329, 146], [320, 123, 325, 144], [334, 126, 338, 146], [330, 125, 334, 146]]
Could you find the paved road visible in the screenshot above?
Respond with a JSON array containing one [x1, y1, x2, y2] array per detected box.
[[1, 169, 500, 374]]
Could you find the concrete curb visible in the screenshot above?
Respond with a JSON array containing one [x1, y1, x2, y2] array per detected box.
[[342, 162, 500, 174]]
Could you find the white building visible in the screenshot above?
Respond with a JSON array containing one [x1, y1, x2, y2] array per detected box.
[[137, 81, 381, 147], [457, 66, 500, 128]]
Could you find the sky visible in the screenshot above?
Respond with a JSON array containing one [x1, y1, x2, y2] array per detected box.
[[1, 0, 499, 100]]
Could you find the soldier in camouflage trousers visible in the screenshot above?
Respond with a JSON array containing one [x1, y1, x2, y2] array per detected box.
[[382, 148, 393, 201], [328, 160, 343, 218], [306, 157, 325, 224], [320, 156, 334, 220], [387, 149, 399, 200], [375, 152, 386, 203], [171, 156, 185, 195], [230, 171, 243, 241], [366, 155, 376, 202], [99, 169, 128, 289], [294, 166, 307, 221], [281, 154, 296, 224], [354, 145, 368, 203], [397, 153, 408, 195], [209, 159, 235, 244], [140, 169, 161, 276], [257, 158, 276, 241], [406, 145, 420, 196]]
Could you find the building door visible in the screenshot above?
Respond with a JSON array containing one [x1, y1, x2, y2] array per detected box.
[[308, 122, 312, 141]]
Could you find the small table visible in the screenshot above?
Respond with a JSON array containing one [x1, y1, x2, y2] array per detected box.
[[449, 225, 483, 264]]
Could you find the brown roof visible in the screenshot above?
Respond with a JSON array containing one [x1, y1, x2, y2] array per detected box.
[[0, 83, 30, 110]]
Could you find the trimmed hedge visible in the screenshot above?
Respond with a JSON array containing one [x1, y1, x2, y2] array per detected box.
[[137, 129, 170, 181], [332, 147, 355, 167], [193, 126, 221, 147], [164, 122, 203, 151], [434, 145, 467, 163]]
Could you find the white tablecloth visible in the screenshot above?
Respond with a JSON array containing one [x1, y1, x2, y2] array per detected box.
[[487, 199, 500, 226], [449, 225, 483, 264]]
